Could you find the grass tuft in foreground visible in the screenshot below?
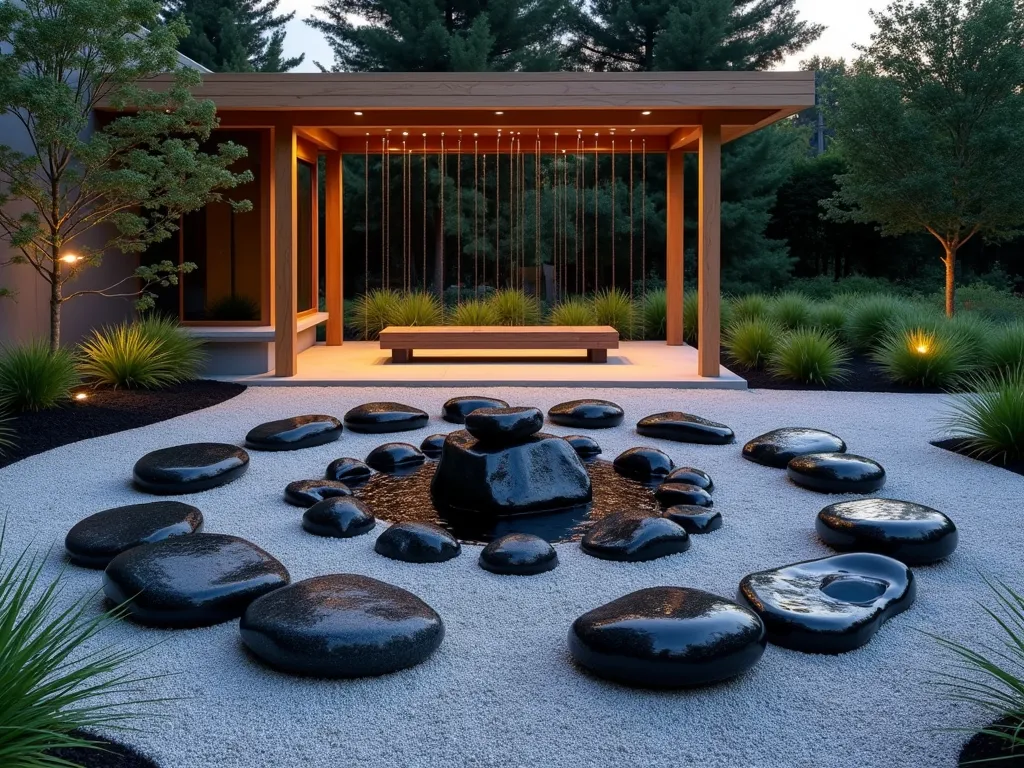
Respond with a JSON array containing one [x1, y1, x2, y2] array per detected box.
[[0, 342, 80, 411], [724, 318, 782, 370], [941, 366, 1024, 463], [768, 328, 850, 385], [549, 297, 597, 327]]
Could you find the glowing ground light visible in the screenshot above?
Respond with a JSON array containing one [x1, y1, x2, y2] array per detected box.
[[907, 329, 934, 355], [915, 344, 930, 354], [74, 392, 88, 401]]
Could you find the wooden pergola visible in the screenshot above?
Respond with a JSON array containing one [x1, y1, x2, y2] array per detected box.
[[124, 71, 815, 378]]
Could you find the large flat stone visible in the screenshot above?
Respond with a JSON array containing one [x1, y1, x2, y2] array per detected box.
[[612, 447, 674, 482], [374, 522, 461, 563], [787, 453, 886, 494], [442, 396, 510, 424], [284, 479, 352, 507], [344, 402, 428, 433], [743, 428, 847, 468], [816, 498, 958, 564], [65, 501, 203, 569], [478, 533, 558, 575], [133, 443, 249, 494], [636, 412, 735, 445], [465, 407, 543, 444], [581, 513, 690, 562], [548, 399, 624, 429], [245, 415, 343, 451]]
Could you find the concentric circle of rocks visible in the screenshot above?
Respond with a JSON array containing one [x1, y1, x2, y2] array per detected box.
[[365, 442, 426, 472], [442, 396, 510, 424], [240, 574, 444, 678], [737, 552, 915, 653], [742, 427, 847, 468], [325, 457, 373, 486], [244, 414, 343, 451], [374, 522, 461, 563], [569, 587, 766, 688], [284, 479, 352, 507], [663, 505, 722, 534], [344, 402, 429, 434], [564, 434, 602, 460], [655, 482, 713, 508], [612, 447, 674, 482], [581, 513, 690, 562], [479, 533, 558, 575], [65, 501, 204, 569], [420, 434, 446, 459], [133, 443, 249, 494], [816, 498, 958, 565], [302, 497, 376, 539], [103, 533, 290, 628], [787, 452, 886, 494], [636, 412, 735, 445], [664, 466, 714, 492], [548, 399, 625, 429], [465, 406, 543, 443]]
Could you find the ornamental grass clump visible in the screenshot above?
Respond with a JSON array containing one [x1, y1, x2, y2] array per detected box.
[[769, 292, 814, 330], [79, 317, 204, 390], [592, 288, 636, 339], [768, 328, 850, 385], [983, 322, 1024, 373], [813, 303, 848, 336], [352, 289, 401, 339], [641, 289, 667, 340], [390, 292, 444, 327], [549, 297, 596, 327], [448, 299, 500, 326], [488, 289, 542, 326], [872, 327, 971, 388], [137, 316, 205, 382], [845, 294, 907, 351], [683, 289, 699, 345], [0, 342, 80, 411], [941, 366, 1024, 464], [723, 318, 783, 370], [729, 293, 770, 324]]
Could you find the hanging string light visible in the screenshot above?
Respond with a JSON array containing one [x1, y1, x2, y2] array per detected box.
[[473, 134, 479, 296], [495, 132, 501, 288], [382, 135, 388, 288], [642, 138, 647, 299], [611, 135, 616, 292], [535, 131, 541, 295], [593, 134, 599, 292], [509, 136, 515, 293], [553, 133, 558, 303], [482, 152, 487, 289], [457, 131, 462, 305], [423, 133, 428, 293], [629, 138, 634, 312], [563, 146, 569, 297], [402, 138, 408, 293], [439, 133, 445, 299], [579, 134, 585, 294], [364, 136, 369, 340]]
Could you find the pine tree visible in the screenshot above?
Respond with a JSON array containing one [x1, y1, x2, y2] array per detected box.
[[165, 0, 304, 72]]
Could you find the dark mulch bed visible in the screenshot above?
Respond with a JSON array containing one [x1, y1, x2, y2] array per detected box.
[[932, 437, 1024, 478], [0, 380, 245, 470], [959, 716, 1024, 766], [47, 731, 160, 768]]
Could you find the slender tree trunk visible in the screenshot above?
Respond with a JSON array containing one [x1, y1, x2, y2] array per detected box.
[[943, 243, 957, 318], [49, 251, 62, 352]]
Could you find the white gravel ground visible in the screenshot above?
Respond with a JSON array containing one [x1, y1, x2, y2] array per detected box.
[[1, 386, 1021, 768]]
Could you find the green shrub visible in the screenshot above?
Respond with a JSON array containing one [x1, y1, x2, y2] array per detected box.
[[844, 294, 907, 350], [872, 327, 971, 388], [944, 312, 994, 367], [550, 297, 597, 327], [592, 288, 636, 339], [729, 293, 770, 324], [137, 316, 205, 382], [390, 292, 444, 327], [812, 303, 848, 335], [488, 289, 542, 326], [641, 289, 667, 340], [0, 342, 80, 412], [768, 328, 850, 385], [724, 318, 783, 370], [769, 292, 814, 330], [941, 366, 1024, 463], [352, 289, 402, 339], [79, 324, 174, 389], [448, 299, 500, 326], [205, 294, 260, 321], [983, 322, 1024, 372], [950, 283, 1024, 323]]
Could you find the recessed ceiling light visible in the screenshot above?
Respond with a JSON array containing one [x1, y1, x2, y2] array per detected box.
[[354, 111, 363, 116], [631, 128, 636, 132], [642, 110, 652, 116], [402, 131, 409, 136], [495, 111, 504, 115]]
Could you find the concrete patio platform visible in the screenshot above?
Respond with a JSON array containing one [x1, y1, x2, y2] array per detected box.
[[217, 340, 748, 388]]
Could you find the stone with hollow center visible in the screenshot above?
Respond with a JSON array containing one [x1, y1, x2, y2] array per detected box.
[[244, 415, 343, 451], [581, 513, 690, 562], [465, 407, 544, 444], [479, 533, 558, 575], [787, 453, 886, 494], [65, 501, 203, 569], [284, 479, 352, 507], [743, 428, 847, 468], [636, 412, 735, 445], [612, 447, 674, 482], [302, 497, 376, 538], [133, 443, 249, 494], [548, 399, 625, 429], [816, 498, 958, 565], [344, 402, 428, 434], [442, 396, 510, 424]]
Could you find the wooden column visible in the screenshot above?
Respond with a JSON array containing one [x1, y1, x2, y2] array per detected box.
[[273, 126, 298, 377], [665, 147, 685, 346], [324, 151, 344, 346], [698, 121, 722, 377]]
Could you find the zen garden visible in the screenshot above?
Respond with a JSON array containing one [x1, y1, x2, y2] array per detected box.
[[4, 0, 1024, 767]]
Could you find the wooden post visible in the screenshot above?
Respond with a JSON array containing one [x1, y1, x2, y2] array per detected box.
[[698, 121, 722, 377], [274, 126, 298, 377], [665, 147, 685, 346], [325, 151, 344, 346]]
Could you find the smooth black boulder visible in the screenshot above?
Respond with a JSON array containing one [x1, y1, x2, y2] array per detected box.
[[569, 587, 766, 688], [325, 457, 373, 486], [564, 434, 602, 459], [365, 442, 426, 472], [655, 482, 713, 508], [465, 406, 544, 444], [65, 501, 203, 569], [612, 447, 674, 482], [103, 533, 289, 628], [664, 466, 714, 493], [787, 452, 886, 494], [737, 552, 915, 653], [442, 396, 510, 424], [344, 402, 428, 434], [244, 415, 343, 451], [133, 443, 249, 494], [420, 434, 446, 459], [636, 412, 735, 445], [240, 574, 444, 678], [580, 513, 690, 562], [743, 428, 847, 468], [431, 429, 592, 516], [816, 498, 958, 565], [284, 479, 352, 507], [478, 533, 558, 575], [302, 497, 376, 538], [374, 522, 461, 563], [548, 399, 624, 429], [663, 505, 722, 534]]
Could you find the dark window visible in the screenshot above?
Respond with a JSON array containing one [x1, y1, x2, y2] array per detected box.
[[296, 158, 315, 313]]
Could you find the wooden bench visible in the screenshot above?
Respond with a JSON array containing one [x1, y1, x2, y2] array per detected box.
[[379, 326, 619, 363]]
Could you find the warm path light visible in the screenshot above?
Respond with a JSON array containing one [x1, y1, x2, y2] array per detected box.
[[907, 329, 934, 355], [641, 110, 652, 116], [74, 392, 88, 401], [60, 253, 80, 263], [354, 111, 363, 116]]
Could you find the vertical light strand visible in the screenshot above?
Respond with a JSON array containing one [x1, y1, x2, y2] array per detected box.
[[364, 137, 370, 340], [509, 137, 515, 292], [456, 132, 462, 305], [535, 131, 541, 296], [496, 133, 501, 288], [629, 138, 634, 312], [482, 152, 487, 289], [553, 134, 558, 303], [611, 136, 616, 293], [563, 147, 569, 296], [473, 135, 479, 296], [642, 138, 647, 299], [382, 136, 389, 288], [422, 134, 427, 293], [580, 137, 586, 293], [402, 140, 408, 292], [439, 133, 445, 299], [593, 135, 598, 292]]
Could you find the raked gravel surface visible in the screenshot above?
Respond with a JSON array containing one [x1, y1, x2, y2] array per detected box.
[[1, 386, 1020, 768]]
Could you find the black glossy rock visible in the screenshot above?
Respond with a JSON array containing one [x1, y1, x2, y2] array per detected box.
[[636, 412, 735, 445], [612, 447, 674, 482], [325, 457, 373, 486], [442, 396, 510, 424], [816, 498, 958, 565], [365, 442, 426, 472], [465, 407, 544, 444], [431, 430, 592, 516], [742, 428, 847, 468], [664, 466, 714, 493], [569, 587, 766, 688], [344, 402, 429, 434], [284, 479, 352, 507], [478, 533, 558, 575], [548, 399, 625, 429], [737, 552, 915, 653], [374, 522, 462, 563], [787, 452, 886, 494], [580, 513, 690, 562], [302, 497, 376, 538], [240, 574, 444, 678], [244, 415, 343, 451], [133, 443, 249, 494], [420, 434, 446, 459], [564, 434, 602, 459], [655, 482, 714, 508], [65, 501, 203, 569], [663, 505, 722, 534], [103, 533, 289, 628]]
